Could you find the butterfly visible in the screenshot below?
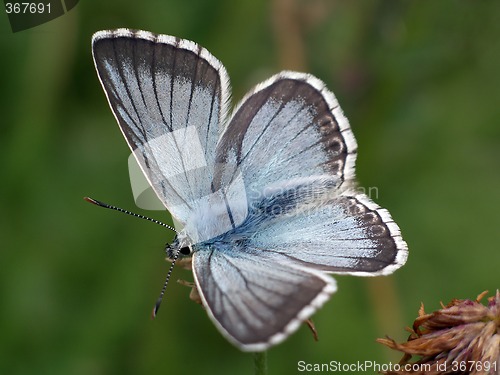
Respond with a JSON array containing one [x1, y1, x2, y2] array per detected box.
[[91, 28, 408, 352]]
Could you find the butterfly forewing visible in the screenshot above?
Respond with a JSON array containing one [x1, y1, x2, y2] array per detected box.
[[213, 73, 357, 202], [92, 29, 230, 224]]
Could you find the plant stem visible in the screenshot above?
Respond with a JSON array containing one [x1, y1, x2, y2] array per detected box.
[[253, 351, 268, 375]]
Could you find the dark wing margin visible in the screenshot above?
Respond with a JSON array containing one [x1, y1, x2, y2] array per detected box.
[[192, 248, 336, 352], [92, 29, 231, 223]]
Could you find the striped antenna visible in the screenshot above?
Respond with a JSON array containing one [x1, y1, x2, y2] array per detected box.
[[84, 197, 178, 233], [152, 247, 179, 318], [84, 196, 180, 317]]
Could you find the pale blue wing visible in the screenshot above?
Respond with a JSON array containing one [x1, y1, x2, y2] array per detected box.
[[212, 71, 357, 207], [242, 189, 408, 276], [92, 29, 231, 224], [192, 246, 336, 352]]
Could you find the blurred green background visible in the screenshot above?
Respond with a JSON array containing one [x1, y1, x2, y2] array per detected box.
[[1, 1, 499, 374]]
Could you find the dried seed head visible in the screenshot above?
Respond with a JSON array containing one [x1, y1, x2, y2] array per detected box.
[[377, 290, 500, 374]]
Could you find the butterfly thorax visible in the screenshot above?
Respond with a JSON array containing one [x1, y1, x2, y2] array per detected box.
[[165, 222, 252, 261]]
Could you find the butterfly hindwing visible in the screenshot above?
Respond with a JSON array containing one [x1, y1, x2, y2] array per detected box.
[[192, 246, 336, 351], [246, 190, 408, 275]]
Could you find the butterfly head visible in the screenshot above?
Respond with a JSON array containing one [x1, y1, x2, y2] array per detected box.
[[166, 233, 194, 260]]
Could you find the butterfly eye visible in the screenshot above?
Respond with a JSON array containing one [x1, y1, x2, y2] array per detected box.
[[179, 246, 192, 256]]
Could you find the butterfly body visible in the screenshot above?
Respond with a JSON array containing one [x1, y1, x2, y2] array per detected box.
[[92, 28, 408, 352]]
